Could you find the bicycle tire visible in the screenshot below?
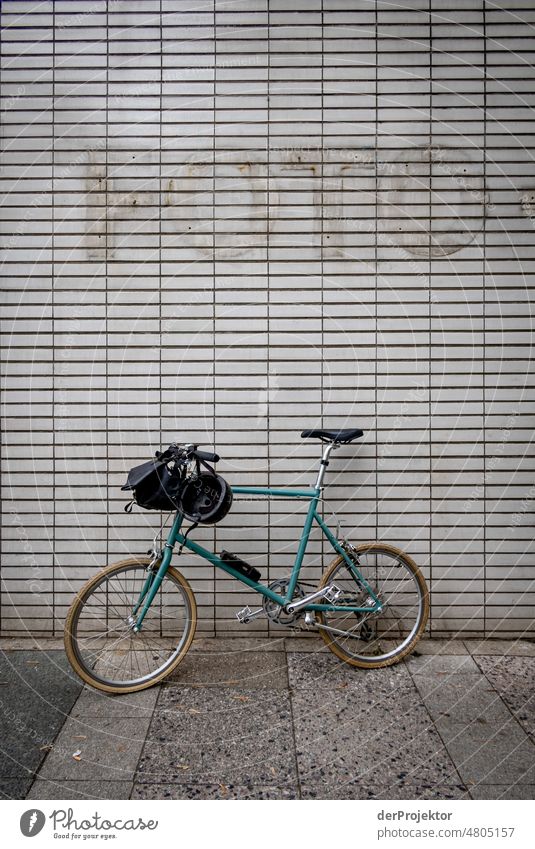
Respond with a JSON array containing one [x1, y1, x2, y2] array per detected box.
[[316, 542, 429, 668], [64, 557, 197, 693]]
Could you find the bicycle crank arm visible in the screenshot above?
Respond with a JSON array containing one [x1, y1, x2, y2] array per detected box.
[[286, 584, 342, 614]]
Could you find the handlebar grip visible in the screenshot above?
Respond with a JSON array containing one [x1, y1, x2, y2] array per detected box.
[[195, 449, 220, 463]]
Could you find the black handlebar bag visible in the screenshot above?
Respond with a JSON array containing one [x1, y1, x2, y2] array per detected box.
[[121, 458, 184, 511]]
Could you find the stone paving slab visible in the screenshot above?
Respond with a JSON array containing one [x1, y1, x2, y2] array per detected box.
[[284, 636, 329, 653], [412, 674, 512, 724], [190, 637, 285, 653], [465, 640, 535, 657], [291, 680, 461, 792], [70, 686, 159, 720], [412, 640, 469, 655], [0, 639, 65, 651], [468, 784, 535, 800], [136, 686, 296, 786], [287, 651, 412, 691], [37, 716, 150, 782], [474, 656, 535, 743], [436, 716, 535, 787], [406, 654, 481, 675], [165, 650, 288, 688], [135, 740, 201, 782], [0, 778, 34, 800], [296, 735, 461, 795], [409, 649, 535, 800], [27, 780, 133, 800], [0, 650, 82, 798], [131, 782, 297, 799], [290, 658, 417, 714]]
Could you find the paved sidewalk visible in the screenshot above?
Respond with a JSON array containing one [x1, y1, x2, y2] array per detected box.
[[1, 637, 534, 800]]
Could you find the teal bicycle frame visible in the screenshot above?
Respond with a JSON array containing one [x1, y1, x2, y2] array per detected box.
[[132, 484, 382, 631]]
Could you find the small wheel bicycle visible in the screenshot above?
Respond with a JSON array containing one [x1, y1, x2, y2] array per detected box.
[[64, 428, 429, 693]]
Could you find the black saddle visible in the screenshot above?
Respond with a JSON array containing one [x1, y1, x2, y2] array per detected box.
[[301, 428, 364, 444]]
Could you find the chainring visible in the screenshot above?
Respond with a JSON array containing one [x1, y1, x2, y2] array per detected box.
[[262, 579, 306, 625]]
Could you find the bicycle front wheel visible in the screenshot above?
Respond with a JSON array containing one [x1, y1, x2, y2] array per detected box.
[[64, 558, 197, 693], [317, 542, 429, 668]]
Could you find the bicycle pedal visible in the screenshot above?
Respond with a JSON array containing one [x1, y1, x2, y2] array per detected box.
[[236, 605, 264, 624], [323, 584, 343, 603]]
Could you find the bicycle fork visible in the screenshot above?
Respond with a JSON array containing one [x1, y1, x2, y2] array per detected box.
[[130, 511, 185, 630], [131, 547, 170, 631]]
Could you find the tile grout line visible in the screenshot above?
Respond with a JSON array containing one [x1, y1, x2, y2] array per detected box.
[[128, 685, 162, 799], [25, 680, 84, 797], [285, 646, 302, 800], [471, 651, 535, 751], [404, 658, 470, 796]]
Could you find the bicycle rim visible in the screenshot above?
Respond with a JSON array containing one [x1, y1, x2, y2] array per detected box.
[[317, 543, 428, 666], [65, 560, 196, 691]]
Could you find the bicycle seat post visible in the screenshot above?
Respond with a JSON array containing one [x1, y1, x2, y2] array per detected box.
[[314, 440, 338, 491]]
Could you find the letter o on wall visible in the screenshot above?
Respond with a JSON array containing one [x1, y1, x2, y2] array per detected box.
[[378, 145, 486, 258]]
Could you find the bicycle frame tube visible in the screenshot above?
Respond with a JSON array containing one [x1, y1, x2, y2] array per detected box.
[[134, 486, 382, 629], [231, 486, 318, 498]]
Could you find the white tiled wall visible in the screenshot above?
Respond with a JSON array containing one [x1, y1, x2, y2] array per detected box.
[[1, 0, 534, 637]]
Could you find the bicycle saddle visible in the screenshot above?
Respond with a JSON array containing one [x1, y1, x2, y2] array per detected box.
[[301, 428, 364, 443]]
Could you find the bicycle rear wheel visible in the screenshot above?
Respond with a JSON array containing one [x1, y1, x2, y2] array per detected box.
[[316, 542, 428, 668], [64, 557, 196, 693]]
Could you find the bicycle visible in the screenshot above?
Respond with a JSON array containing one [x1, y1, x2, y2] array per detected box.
[[64, 428, 429, 693]]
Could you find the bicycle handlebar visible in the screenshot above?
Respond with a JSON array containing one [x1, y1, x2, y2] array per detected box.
[[158, 443, 220, 465], [195, 449, 220, 463]]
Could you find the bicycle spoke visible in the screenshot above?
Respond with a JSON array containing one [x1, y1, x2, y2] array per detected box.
[[83, 586, 132, 625], [82, 629, 133, 667]]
